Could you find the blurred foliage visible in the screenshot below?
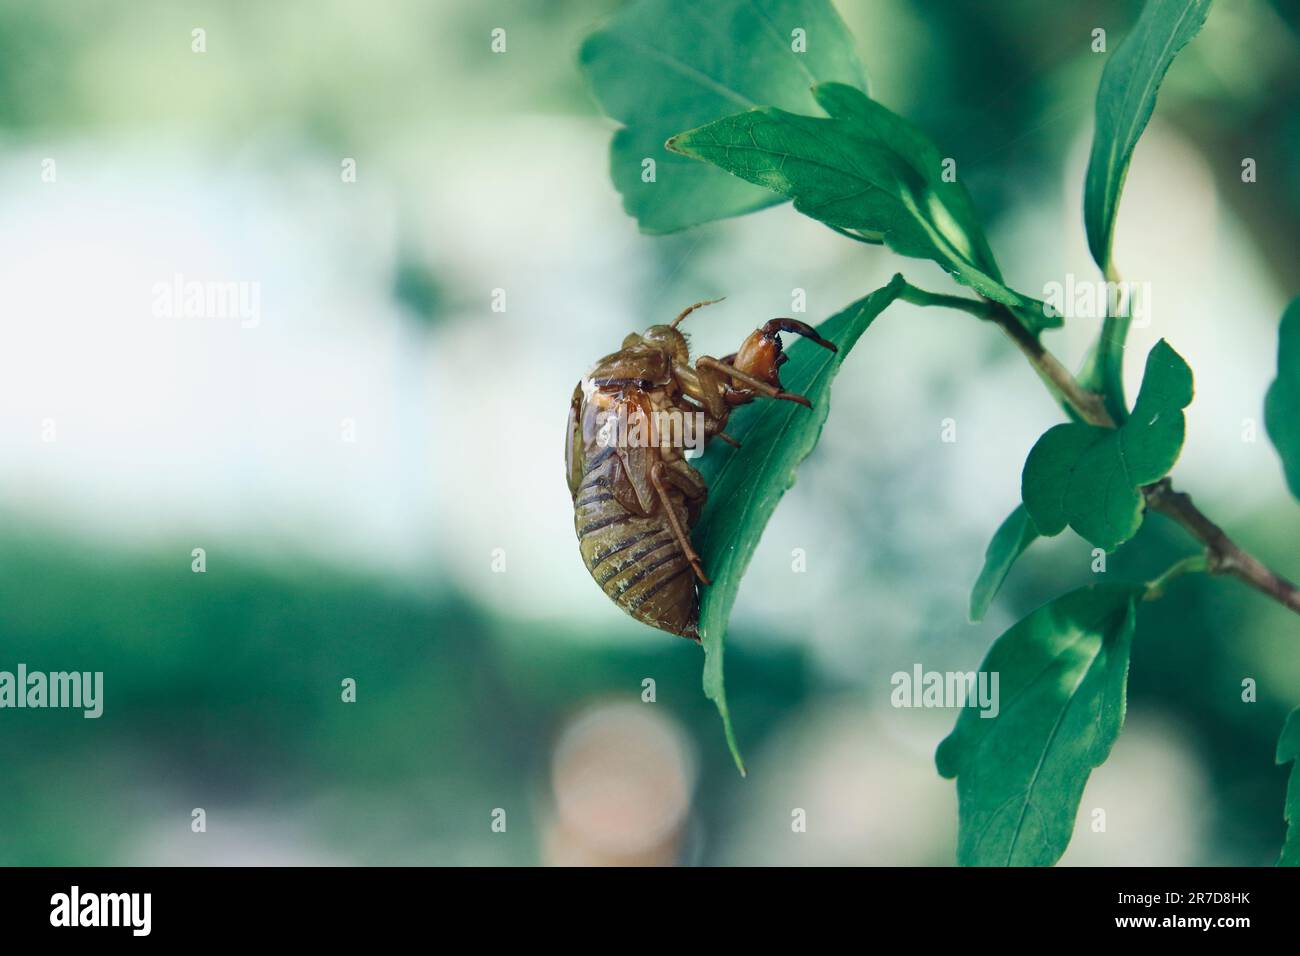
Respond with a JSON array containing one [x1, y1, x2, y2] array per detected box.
[[391, 251, 447, 328], [0, 527, 812, 864]]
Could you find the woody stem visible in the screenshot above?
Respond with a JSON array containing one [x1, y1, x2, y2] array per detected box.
[[896, 280, 1300, 618]]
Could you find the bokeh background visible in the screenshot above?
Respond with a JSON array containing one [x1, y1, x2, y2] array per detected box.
[[0, 0, 1297, 865]]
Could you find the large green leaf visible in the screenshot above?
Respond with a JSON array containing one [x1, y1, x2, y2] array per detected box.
[[579, 0, 866, 234], [692, 276, 906, 772], [812, 82, 1000, 275], [1278, 707, 1300, 866], [969, 504, 1039, 623], [1265, 297, 1300, 501], [1083, 0, 1212, 274], [1022, 339, 1193, 551], [667, 83, 1056, 333], [937, 584, 1140, 866]]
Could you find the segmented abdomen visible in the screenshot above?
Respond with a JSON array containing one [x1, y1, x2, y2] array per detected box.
[[572, 448, 698, 638]]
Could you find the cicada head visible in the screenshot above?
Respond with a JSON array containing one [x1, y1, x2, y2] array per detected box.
[[637, 324, 690, 367]]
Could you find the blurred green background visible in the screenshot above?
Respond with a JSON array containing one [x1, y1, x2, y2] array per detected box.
[[0, 0, 1297, 865]]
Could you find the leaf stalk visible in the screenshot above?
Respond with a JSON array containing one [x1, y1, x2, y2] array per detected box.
[[1144, 553, 1208, 601], [1092, 263, 1133, 425]]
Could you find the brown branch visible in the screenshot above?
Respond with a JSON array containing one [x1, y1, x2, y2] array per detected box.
[[1144, 479, 1300, 615], [980, 299, 1300, 618], [986, 303, 1114, 427], [897, 282, 1113, 424]]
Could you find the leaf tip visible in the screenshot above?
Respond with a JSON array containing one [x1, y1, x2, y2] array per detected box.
[[934, 734, 960, 779], [575, 31, 600, 69], [724, 725, 747, 776], [663, 132, 694, 158]]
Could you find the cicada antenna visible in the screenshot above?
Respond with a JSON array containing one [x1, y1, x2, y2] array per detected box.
[[670, 297, 726, 328]]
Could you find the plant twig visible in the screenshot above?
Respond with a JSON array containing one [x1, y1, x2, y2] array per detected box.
[[982, 299, 1114, 427], [899, 280, 1300, 618], [898, 283, 999, 318], [1144, 553, 1208, 601], [899, 281, 1111, 424], [1092, 263, 1133, 425], [1144, 479, 1300, 614]]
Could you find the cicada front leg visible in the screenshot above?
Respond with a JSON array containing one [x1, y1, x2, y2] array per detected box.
[[672, 317, 836, 414], [715, 317, 839, 407], [674, 352, 817, 414], [697, 355, 814, 408], [672, 355, 804, 418]]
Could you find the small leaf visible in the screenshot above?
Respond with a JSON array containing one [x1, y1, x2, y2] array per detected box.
[[936, 584, 1140, 866], [1277, 707, 1300, 866], [969, 504, 1039, 623], [692, 276, 906, 772], [1265, 296, 1300, 501], [667, 84, 1056, 334], [1021, 339, 1193, 551], [1083, 0, 1212, 274], [579, 0, 867, 234]]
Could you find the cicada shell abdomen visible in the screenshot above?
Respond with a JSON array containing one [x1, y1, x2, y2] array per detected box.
[[572, 449, 699, 639], [568, 386, 699, 639]]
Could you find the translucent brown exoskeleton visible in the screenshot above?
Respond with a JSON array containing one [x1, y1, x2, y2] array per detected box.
[[565, 299, 837, 639]]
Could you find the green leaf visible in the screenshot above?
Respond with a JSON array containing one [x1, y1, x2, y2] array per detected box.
[[969, 504, 1039, 623], [1083, 0, 1212, 274], [1022, 339, 1193, 551], [692, 276, 906, 772], [1265, 297, 1300, 501], [668, 83, 1057, 334], [812, 82, 1000, 277], [936, 584, 1140, 866], [578, 0, 866, 234], [1278, 707, 1300, 866]]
